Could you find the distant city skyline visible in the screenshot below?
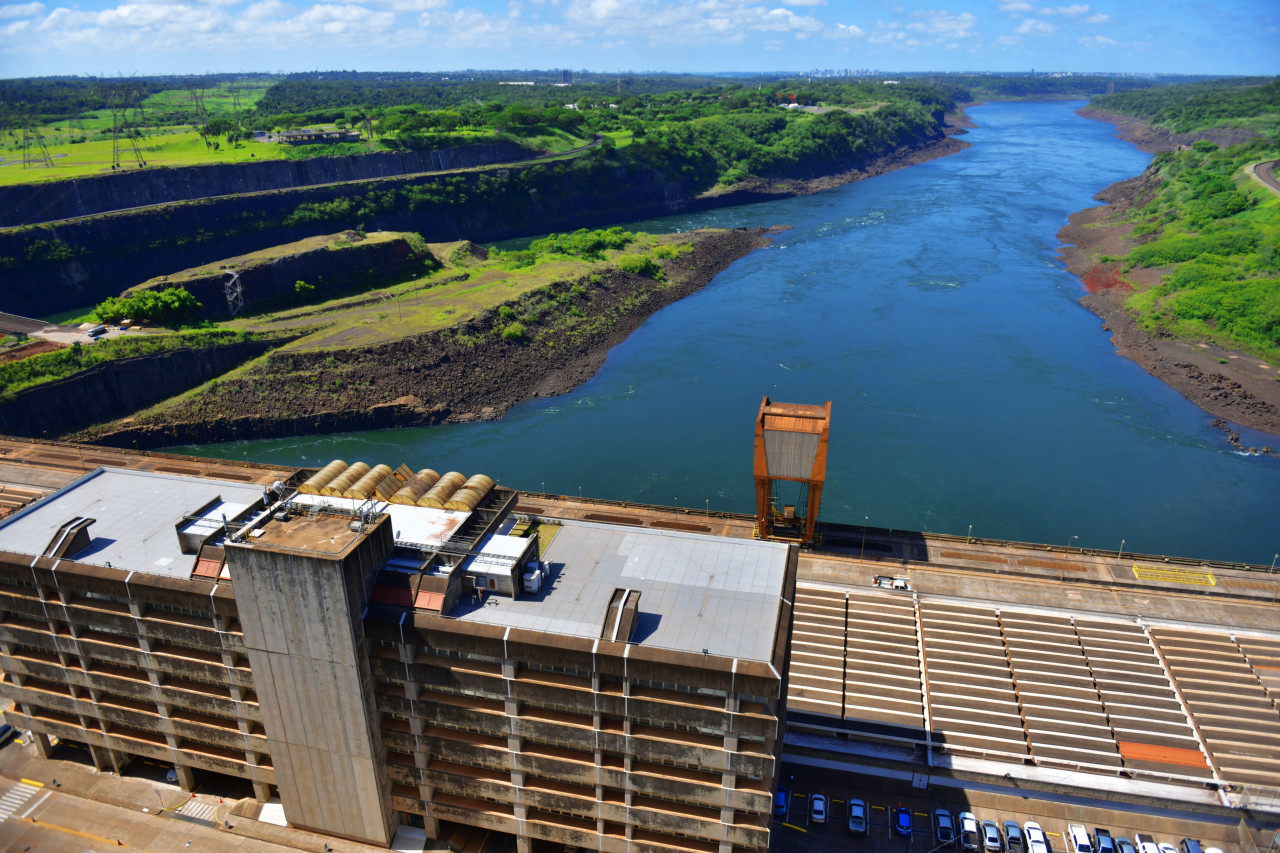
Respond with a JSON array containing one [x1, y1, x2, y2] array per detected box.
[[0, 0, 1275, 79]]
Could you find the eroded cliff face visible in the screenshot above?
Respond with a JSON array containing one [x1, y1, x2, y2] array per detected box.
[[2, 126, 960, 317], [0, 338, 284, 439], [0, 142, 529, 228], [130, 233, 435, 320]]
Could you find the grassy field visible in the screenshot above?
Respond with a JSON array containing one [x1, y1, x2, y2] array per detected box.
[[0, 80, 308, 186], [222, 232, 682, 352]]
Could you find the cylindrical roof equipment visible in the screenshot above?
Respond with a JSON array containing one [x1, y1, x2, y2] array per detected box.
[[390, 469, 440, 505], [460, 473, 494, 496], [299, 460, 347, 495], [322, 461, 370, 496], [345, 464, 393, 500], [443, 487, 485, 511], [419, 471, 466, 507]]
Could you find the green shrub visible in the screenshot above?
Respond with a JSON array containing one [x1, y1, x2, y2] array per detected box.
[[94, 287, 202, 328], [616, 254, 664, 280], [501, 322, 526, 342]]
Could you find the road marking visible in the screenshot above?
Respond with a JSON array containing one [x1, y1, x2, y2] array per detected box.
[[872, 804, 887, 810], [0, 782, 41, 823], [781, 822, 807, 833], [915, 811, 929, 817], [1132, 564, 1216, 586], [18, 778, 44, 788], [176, 799, 217, 821], [17, 790, 50, 820]]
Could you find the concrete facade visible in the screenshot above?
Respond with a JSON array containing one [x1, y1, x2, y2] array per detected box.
[[0, 456, 797, 853]]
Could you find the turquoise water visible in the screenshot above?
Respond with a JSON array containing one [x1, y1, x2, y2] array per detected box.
[[175, 101, 1280, 565]]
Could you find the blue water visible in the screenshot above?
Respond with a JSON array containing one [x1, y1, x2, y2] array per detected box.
[[176, 101, 1280, 565]]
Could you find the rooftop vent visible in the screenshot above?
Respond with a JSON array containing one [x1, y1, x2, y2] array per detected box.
[[601, 588, 642, 643], [43, 516, 95, 560]]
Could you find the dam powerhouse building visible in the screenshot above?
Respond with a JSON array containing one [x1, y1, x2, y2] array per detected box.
[[0, 455, 797, 853]]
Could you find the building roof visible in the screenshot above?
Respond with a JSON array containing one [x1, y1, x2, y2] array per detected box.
[[448, 520, 790, 662], [290, 493, 469, 549], [0, 467, 265, 579]]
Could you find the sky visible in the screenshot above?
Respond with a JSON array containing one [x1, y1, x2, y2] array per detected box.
[[0, 0, 1276, 79]]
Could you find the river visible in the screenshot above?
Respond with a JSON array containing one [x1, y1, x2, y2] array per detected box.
[[175, 101, 1280, 566]]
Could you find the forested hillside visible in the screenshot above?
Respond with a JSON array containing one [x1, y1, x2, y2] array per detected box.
[[1120, 138, 1280, 362], [1090, 77, 1280, 135]]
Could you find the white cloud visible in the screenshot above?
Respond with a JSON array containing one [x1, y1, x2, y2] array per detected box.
[[780, 0, 825, 5], [827, 21, 862, 37], [1014, 17, 1054, 33], [1077, 33, 1114, 46], [995, 33, 1019, 44], [998, 1, 1031, 10], [906, 9, 977, 40], [0, 2, 43, 18], [1041, 3, 1087, 14], [1085, 12, 1108, 22]]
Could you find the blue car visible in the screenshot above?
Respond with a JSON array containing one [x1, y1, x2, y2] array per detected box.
[[894, 806, 913, 836], [774, 786, 789, 817]]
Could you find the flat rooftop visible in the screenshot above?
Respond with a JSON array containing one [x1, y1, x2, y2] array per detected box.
[[449, 519, 791, 662], [0, 467, 265, 578], [290, 493, 469, 549]]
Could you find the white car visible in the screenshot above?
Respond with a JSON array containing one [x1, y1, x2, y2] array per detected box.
[[848, 798, 867, 834], [809, 792, 827, 824], [959, 811, 980, 852], [1025, 822, 1050, 853]]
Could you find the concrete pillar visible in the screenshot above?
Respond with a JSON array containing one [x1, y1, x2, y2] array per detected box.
[[32, 731, 53, 759], [252, 780, 272, 802], [515, 835, 532, 853], [175, 763, 196, 791], [87, 743, 112, 770], [423, 814, 440, 840]]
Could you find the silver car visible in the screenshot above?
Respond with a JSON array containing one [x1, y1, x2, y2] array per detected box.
[[982, 820, 1003, 853]]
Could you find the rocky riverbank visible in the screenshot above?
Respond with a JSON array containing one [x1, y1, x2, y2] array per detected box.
[[73, 227, 783, 448], [1058, 110, 1280, 443]]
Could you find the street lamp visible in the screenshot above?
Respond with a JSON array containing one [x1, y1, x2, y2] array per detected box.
[[967, 524, 973, 543], [1118, 539, 1125, 561], [860, 516, 868, 560], [1068, 535, 1078, 551], [1270, 553, 1278, 573]]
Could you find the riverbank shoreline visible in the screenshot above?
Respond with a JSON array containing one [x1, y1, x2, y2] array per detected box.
[[1058, 109, 1280, 443], [74, 227, 783, 449]]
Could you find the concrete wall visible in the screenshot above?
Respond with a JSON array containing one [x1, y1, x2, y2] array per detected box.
[[227, 517, 397, 846]]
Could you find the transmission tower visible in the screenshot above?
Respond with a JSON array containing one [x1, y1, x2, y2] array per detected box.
[[100, 82, 146, 169], [20, 110, 53, 169], [188, 86, 211, 148]]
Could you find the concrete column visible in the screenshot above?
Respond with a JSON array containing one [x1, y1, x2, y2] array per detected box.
[[32, 731, 53, 759], [515, 835, 532, 853], [423, 814, 440, 840], [87, 743, 113, 771], [175, 763, 196, 791], [252, 780, 272, 802]]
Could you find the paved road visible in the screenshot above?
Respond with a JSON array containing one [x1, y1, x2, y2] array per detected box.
[[1249, 160, 1280, 198]]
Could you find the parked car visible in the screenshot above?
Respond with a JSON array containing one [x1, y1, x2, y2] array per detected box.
[[936, 809, 956, 846], [1158, 844, 1177, 853], [1025, 822, 1050, 853], [810, 792, 827, 824], [0, 724, 14, 745], [982, 819, 1003, 852], [893, 805, 912, 836], [1004, 821, 1025, 853], [1138, 842, 1160, 853], [1179, 840, 1202, 853], [1096, 829, 1115, 853], [774, 786, 788, 817], [1068, 824, 1095, 853], [960, 812, 981, 852], [848, 799, 867, 835], [1116, 839, 1138, 853]]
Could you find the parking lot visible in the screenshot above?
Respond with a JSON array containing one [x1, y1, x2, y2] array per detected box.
[[767, 761, 1259, 853]]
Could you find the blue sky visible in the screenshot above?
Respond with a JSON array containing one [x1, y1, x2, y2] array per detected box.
[[0, 0, 1276, 78]]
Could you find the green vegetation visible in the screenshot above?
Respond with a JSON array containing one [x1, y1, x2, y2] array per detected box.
[[94, 287, 202, 327], [1119, 138, 1280, 362], [0, 329, 253, 400], [1091, 77, 1280, 136]]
